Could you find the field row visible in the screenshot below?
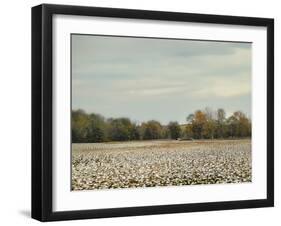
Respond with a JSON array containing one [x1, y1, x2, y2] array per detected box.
[[72, 139, 251, 190]]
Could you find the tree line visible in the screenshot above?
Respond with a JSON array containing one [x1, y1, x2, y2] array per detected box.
[[72, 108, 251, 143]]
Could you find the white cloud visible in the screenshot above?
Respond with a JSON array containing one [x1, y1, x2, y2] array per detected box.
[[191, 77, 251, 99]]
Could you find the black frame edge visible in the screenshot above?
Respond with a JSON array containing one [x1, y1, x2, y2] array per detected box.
[[42, 3, 273, 26], [46, 199, 271, 222], [266, 19, 274, 207], [31, 5, 44, 221], [31, 4, 53, 221], [31, 3, 274, 222]]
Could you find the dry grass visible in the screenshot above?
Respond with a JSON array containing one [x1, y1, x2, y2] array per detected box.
[[72, 139, 251, 190]]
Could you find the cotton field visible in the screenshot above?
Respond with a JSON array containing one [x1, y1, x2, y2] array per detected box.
[[72, 139, 251, 190]]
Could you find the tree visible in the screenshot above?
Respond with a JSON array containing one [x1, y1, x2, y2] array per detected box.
[[108, 118, 133, 141], [72, 108, 251, 143], [202, 120, 216, 139], [217, 108, 226, 123], [203, 107, 216, 139], [229, 111, 251, 137], [185, 108, 251, 140], [186, 114, 194, 123], [205, 107, 215, 121], [168, 121, 181, 139], [215, 108, 226, 138], [192, 110, 207, 139], [142, 120, 163, 140], [86, 113, 107, 142], [185, 124, 194, 138], [71, 110, 107, 143], [225, 111, 251, 138], [72, 109, 90, 142], [130, 124, 141, 140], [162, 126, 170, 139]]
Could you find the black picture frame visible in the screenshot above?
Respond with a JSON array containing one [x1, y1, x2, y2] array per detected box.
[[32, 3, 274, 222]]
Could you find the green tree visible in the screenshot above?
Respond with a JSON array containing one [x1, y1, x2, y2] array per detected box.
[[71, 110, 107, 143], [72, 109, 90, 143], [142, 120, 163, 140], [108, 118, 132, 141], [185, 124, 194, 139], [227, 111, 251, 137], [215, 108, 226, 138], [192, 110, 207, 139], [130, 124, 141, 140], [202, 120, 216, 139], [203, 107, 216, 139], [168, 121, 181, 139], [86, 113, 107, 142], [72, 107, 251, 143]]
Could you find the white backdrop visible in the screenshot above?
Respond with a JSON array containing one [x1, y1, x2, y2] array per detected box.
[[0, 0, 279, 225]]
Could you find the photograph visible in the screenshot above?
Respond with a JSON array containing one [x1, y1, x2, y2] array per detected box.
[[71, 34, 252, 191], [31, 3, 274, 221]]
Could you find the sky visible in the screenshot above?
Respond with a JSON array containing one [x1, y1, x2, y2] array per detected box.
[[72, 34, 251, 125]]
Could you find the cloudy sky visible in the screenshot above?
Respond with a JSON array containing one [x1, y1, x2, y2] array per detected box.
[[72, 34, 251, 124]]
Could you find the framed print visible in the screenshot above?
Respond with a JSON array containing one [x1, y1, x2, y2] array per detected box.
[[31, 4, 274, 221]]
